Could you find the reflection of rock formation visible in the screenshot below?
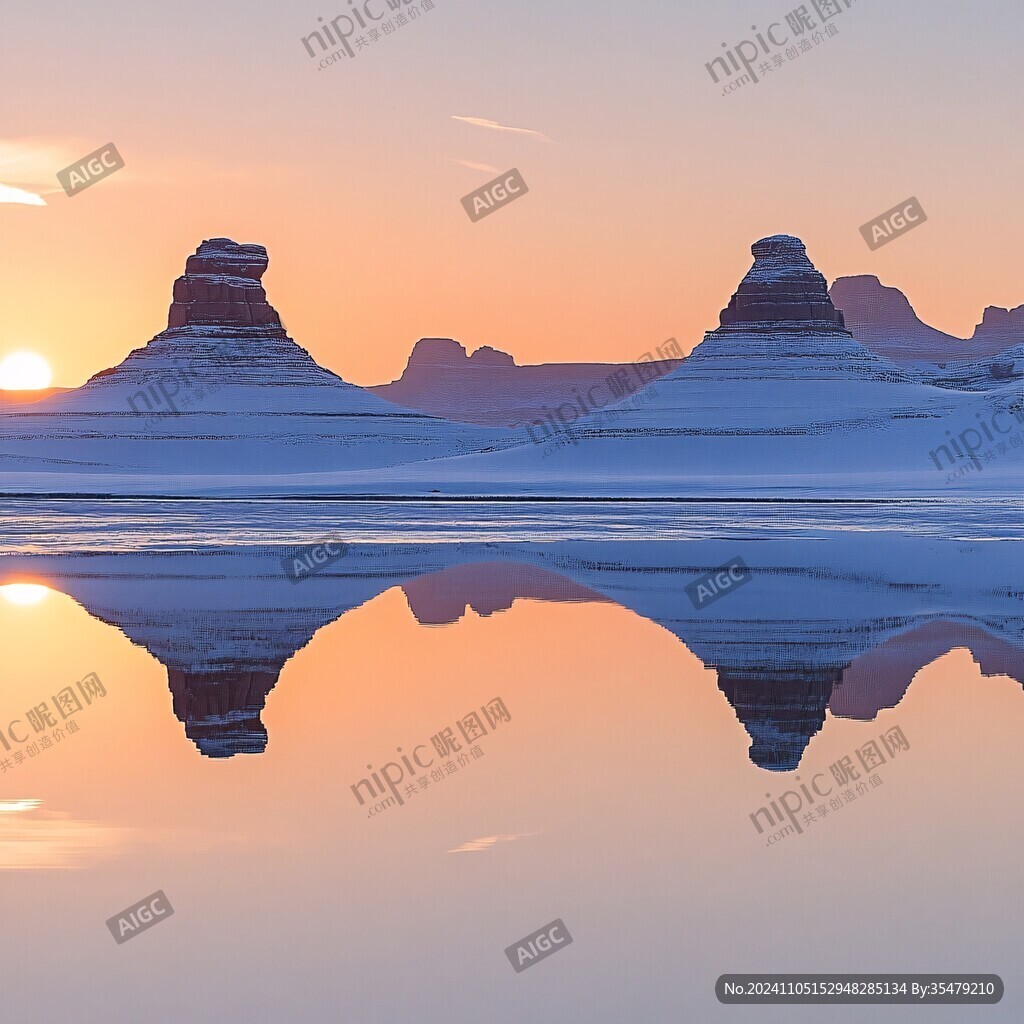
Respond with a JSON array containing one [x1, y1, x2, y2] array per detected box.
[[0, 551, 619, 759], [689, 615, 1024, 770], [0, 549, 408, 759], [402, 562, 611, 624], [547, 536, 1024, 771], [168, 668, 280, 758], [717, 668, 840, 772], [3, 533, 1022, 767], [831, 620, 1024, 721]]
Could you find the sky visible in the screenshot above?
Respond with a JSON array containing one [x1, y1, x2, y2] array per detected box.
[[1, 0, 1023, 388]]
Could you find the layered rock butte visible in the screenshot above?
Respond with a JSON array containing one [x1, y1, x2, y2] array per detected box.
[[678, 234, 908, 382], [42, 237, 396, 414]]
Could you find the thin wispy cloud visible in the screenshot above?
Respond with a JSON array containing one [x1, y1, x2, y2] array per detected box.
[[0, 138, 83, 201], [0, 183, 46, 206], [448, 832, 538, 853], [451, 116, 552, 143], [451, 159, 500, 174]]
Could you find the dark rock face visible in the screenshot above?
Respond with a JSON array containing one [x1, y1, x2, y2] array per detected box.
[[167, 238, 282, 330], [717, 667, 841, 772], [167, 667, 280, 758], [718, 235, 846, 330]]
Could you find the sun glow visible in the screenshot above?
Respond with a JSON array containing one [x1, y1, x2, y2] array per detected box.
[[0, 351, 53, 390], [0, 800, 42, 814], [0, 584, 50, 606]]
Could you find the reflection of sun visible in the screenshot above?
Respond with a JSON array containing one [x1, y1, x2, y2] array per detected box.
[[0, 800, 42, 814], [0, 351, 52, 390], [0, 584, 49, 606]]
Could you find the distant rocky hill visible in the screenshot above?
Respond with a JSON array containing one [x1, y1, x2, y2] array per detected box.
[[370, 337, 680, 427], [830, 275, 1024, 365]]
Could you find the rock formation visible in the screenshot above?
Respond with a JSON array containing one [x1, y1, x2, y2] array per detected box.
[[719, 234, 846, 329], [682, 235, 908, 382], [168, 667, 280, 758], [717, 668, 840, 772], [371, 337, 681, 427], [830, 275, 1023, 365], [36, 237, 399, 414], [167, 238, 282, 329], [970, 304, 1024, 353]]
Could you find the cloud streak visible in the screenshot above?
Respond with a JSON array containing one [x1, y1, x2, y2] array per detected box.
[[0, 183, 46, 206], [451, 116, 552, 143], [447, 832, 538, 853], [451, 159, 500, 173]]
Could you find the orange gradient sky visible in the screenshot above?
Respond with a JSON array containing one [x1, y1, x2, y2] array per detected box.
[[2, 0, 1022, 389]]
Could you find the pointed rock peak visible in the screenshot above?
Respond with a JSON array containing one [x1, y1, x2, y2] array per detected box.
[[167, 237, 282, 330], [719, 234, 846, 329]]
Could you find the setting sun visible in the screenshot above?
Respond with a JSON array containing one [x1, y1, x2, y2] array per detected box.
[[0, 351, 52, 390], [0, 583, 50, 606]]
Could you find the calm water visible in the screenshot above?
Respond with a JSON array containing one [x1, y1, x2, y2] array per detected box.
[[0, 499, 1021, 1022]]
